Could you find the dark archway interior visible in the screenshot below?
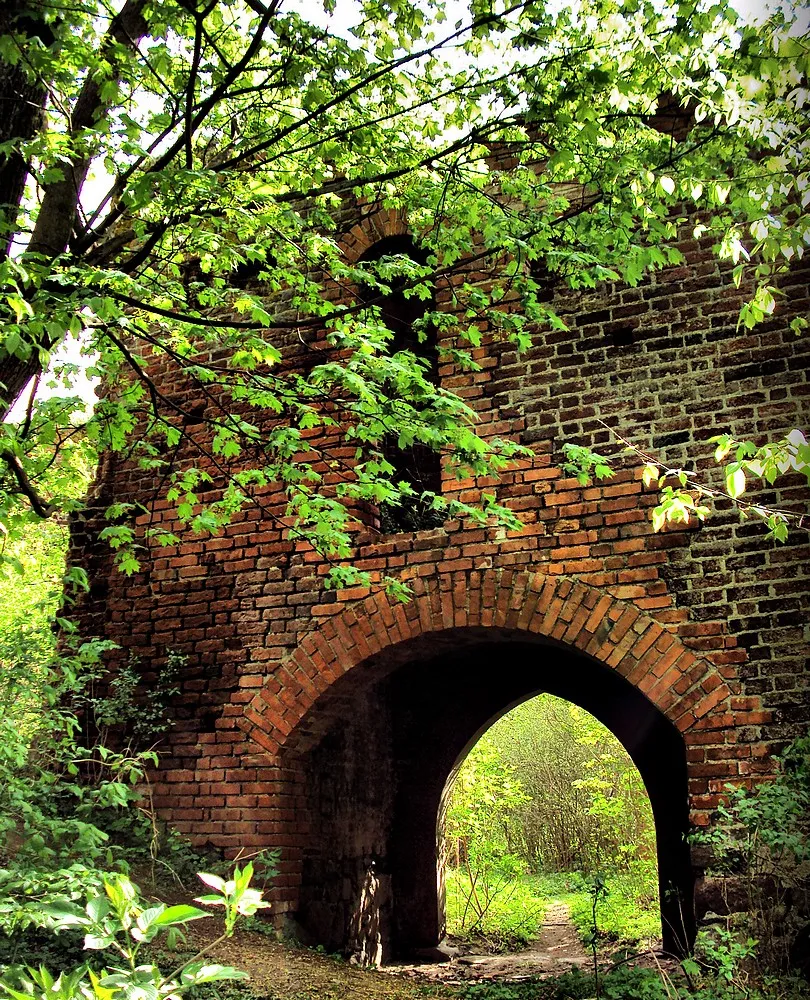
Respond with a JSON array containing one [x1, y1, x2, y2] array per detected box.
[[293, 630, 694, 961]]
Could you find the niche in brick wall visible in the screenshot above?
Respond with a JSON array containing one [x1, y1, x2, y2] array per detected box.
[[179, 250, 274, 305], [527, 257, 556, 302], [358, 236, 443, 533], [229, 250, 275, 289]]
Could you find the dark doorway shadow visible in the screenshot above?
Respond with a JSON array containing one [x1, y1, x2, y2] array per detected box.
[[293, 629, 695, 961]]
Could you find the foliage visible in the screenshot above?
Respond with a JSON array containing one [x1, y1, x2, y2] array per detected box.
[[459, 970, 597, 1000], [691, 733, 810, 973], [564, 428, 810, 543], [444, 870, 544, 951], [698, 735, 810, 873], [448, 696, 657, 877], [0, 444, 242, 982], [443, 738, 532, 945], [0, 465, 197, 878], [0, 629, 155, 871], [0, 445, 146, 943], [561, 445, 614, 488], [0, 507, 206, 965], [1, 2, 809, 992], [565, 867, 660, 952], [0, 867, 105, 970], [0, 447, 94, 732], [0, 616, 196, 878], [1, 0, 809, 589], [458, 964, 810, 1000], [445, 865, 661, 954], [139, 833, 229, 897], [444, 739, 529, 872], [581, 873, 609, 993], [92, 652, 183, 751], [0, 864, 268, 1000]]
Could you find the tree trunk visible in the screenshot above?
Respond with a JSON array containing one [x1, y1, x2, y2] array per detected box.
[[0, 4, 54, 260], [0, 0, 148, 418]]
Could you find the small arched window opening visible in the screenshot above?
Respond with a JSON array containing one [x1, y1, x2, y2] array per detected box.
[[229, 247, 276, 290], [179, 248, 274, 306], [528, 256, 557, 303], [358, 236, 442, 533]]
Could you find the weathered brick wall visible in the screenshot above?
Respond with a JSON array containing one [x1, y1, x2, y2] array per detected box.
[[70, 205, 810, 958]]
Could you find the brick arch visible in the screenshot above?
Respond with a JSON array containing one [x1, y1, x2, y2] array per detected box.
[[240, 567, 739, 759], [337, 203, 410, 265]]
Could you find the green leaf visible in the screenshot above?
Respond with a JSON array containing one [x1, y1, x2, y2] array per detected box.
[[88, 969, 117, 1000], [196, 872, 226, 892], [84, 932, 116, 950], [153, 904, 210, 926], [725, 465, 746, 499], [86, 896, 110, 923], [642, 464, 658, 488], [179, 964, 249, 986], [136, 905, 167, 933], [40, 900, 89, 929]]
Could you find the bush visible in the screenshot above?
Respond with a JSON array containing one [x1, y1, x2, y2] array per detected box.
[[0, 864, 269, 998], [445, 869, 545, 950], [692, 733, 810, 974]]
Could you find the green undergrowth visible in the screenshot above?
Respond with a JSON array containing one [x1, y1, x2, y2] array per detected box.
[[446, 864, 661, 954], [455, 967, 810, 1000], [560, 865, 661, 950], [445, 869, 546, 950], [190, 966, 809, 1000]]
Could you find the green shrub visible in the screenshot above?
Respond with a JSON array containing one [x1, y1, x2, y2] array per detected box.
[[459, 965, 809, 1000], [445, 870, 545, 950], [692, 734, 810, 973], [0, 864, 268, 999]]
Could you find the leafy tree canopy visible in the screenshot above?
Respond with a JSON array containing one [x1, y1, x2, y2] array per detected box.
[[1, 0, 808, 591]]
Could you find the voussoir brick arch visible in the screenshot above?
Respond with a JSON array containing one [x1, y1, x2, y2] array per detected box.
[[336, 203, 411, 265], [239, 568, 745, 760]]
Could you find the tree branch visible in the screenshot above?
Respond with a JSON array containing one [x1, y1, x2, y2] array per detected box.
[[0, 449, 57, 518], [26, 0, 149, 260]]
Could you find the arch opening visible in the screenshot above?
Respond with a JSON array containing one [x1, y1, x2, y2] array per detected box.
[[440, 693, 663, 952], [285, 628, 695, 963]]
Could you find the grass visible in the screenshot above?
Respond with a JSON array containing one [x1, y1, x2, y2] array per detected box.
[[522, 864, 660, 951], [445, 868, 546, 950], [446, 863, 661, 954], [562, 865, 661, 951]]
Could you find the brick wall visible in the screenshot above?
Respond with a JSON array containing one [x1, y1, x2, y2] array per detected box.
[[70, 204, 810, 959]]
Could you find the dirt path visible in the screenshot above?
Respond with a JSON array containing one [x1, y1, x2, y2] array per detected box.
[[388, 900, 590, 987], [183, 925, 456, 999], [181, 900, 589, 998]]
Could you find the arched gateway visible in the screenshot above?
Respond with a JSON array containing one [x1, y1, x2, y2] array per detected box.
[[236, 569, 737, 959], [72, 205, 806, 966]]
